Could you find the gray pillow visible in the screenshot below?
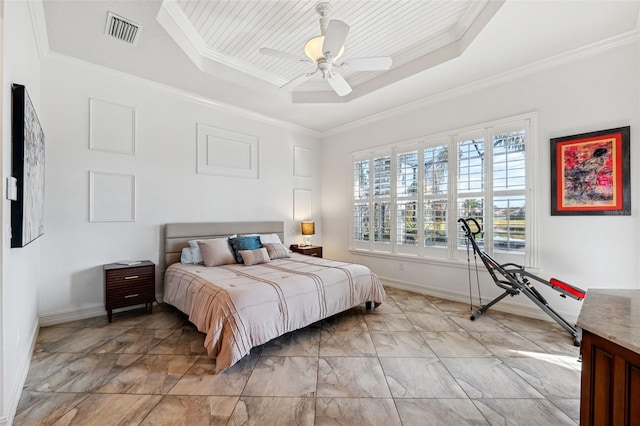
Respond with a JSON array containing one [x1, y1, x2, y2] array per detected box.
[[239, 247, 271, 266], [263, 243, 291, 259], [197, 238, 236, 267]]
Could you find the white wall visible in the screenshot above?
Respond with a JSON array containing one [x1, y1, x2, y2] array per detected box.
[[321, 41, 640, 323], [38, 54, 322, 322], [2, 0, 42, 422]]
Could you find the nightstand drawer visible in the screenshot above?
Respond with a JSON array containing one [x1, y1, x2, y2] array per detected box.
[[106, 286, 154, 309], [290, 245, 323, 258], [105, 265, 154, 284]]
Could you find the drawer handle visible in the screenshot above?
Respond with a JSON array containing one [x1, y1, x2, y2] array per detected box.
[[124, 275, 139, 280], [124, 294, 139, 298]]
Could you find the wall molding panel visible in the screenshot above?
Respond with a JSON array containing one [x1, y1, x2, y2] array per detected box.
[[89, 171, 136, 222], [293, 188, 312, 220], [196, 124, 259, 179], [89, 98, 136, 155], [293, 146, 312, 178]]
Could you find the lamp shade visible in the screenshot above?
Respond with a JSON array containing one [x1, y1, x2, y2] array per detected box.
[[301, 221, 315, 236]]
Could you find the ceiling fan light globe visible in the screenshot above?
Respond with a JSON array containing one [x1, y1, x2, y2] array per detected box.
[[304, 36, 344, 62]]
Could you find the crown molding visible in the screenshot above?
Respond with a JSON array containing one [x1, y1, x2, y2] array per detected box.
[[45, 52, 322, 137], [324, 29, 639, 138], [157, 0, 285, 87], [27, 0, 50, 59]]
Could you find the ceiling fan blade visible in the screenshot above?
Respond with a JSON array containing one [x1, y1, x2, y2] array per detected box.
[[259, 48, 310, 63], [322, 20, 349, 59], [327, 73, 352, 97], [342, 57, 392, 71], [281, 72, 315, 90]]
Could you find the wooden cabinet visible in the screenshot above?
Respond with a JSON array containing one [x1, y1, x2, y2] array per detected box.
[[104, 260, 155, 323], [290, 245, 323, 258], [580, 329, 640, 425]]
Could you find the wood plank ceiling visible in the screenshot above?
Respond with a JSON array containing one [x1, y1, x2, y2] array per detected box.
[[172, 0, 488, 89]]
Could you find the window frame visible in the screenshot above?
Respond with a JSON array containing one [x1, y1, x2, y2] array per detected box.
[[350, 112, 538, 269]]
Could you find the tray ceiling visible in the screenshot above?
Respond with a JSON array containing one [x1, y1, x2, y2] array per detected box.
[[158, 0, 502, 102]]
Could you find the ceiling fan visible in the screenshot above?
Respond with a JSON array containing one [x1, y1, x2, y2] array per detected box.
[[259, 2, 393, 97]]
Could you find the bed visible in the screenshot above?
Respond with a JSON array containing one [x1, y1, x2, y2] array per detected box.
[[162, 221, 385, 373]]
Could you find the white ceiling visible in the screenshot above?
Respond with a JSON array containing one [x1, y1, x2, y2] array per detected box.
[[157, 0, 499, 97], [41, 0, 639, 133]]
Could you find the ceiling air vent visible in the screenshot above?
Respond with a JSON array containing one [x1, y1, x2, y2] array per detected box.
[[105, 12, 142, 45]]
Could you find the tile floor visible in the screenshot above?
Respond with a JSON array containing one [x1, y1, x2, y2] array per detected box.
[[15, 287, 581, 425]]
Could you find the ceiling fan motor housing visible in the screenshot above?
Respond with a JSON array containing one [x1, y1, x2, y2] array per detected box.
[[316, 2, 332, 34], [317, 59, 333, 78]]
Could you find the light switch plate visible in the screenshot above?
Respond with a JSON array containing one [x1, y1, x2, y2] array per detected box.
[[6, 176, 17, 201]]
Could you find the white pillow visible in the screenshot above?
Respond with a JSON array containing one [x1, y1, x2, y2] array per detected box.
[[180, 247, 194, 264], [243, 233, 282, 245], [187, 240, 204, 264]]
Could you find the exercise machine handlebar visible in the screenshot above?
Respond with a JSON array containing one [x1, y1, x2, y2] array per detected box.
[[458, 218, 481, 236]]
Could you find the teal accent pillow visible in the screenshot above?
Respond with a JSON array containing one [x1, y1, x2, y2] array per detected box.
[[228, 236, 263, 263]]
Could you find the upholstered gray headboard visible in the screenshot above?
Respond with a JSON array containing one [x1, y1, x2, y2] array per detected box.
[[164, 221, 285, 267]]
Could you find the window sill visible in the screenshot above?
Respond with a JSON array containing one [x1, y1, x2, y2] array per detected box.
[[348, 248, 539, 274], [348, 248, 468, 270]]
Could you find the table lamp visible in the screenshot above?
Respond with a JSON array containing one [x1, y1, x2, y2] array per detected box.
[[301, 221, 315, 247]]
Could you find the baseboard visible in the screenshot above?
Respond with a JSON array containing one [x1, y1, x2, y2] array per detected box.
[[3, 318, 40, 425], [39, 292, 166, 327], [380, 276, 579, 325], [39, 304, 105, 327]]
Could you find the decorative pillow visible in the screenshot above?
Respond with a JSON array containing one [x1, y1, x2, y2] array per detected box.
[[238, 248, 271, 266], [197, 238, 237, 267], [189, 235, 236, 264], [228, 236, 263, 263], [263, 242, 291, 259], [180, 247, 194, 264]]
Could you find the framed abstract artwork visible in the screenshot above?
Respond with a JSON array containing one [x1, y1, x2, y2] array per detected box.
[[550, 126, 630, 216], [11, 84, 45, 247]]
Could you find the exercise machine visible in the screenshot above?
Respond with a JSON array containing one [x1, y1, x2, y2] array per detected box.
[[458, 217, 585, 346]]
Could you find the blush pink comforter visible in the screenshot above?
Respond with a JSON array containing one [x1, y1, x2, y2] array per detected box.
[[163, 253, 385, 373]]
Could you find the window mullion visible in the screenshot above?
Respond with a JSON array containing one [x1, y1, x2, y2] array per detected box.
[[368, 157, 374, 251], [484, 128, 494, 254], [448, 136, 457, 260], [524, 117, 537, 268], [391, 149, 398, 253], [417, 146, 424, 256]]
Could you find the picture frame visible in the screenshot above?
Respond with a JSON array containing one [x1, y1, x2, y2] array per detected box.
[[11, 84, 45, 247], [550, 126, 630, 216]]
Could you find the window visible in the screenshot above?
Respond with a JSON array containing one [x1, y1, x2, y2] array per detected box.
[[351, 114, 536, 266], [372, 155, 392, 244], [397, 150, 419, 251]]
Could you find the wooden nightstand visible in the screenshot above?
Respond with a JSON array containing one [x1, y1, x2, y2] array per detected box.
[[290, 245, 323, 258], [104, 260, 155, 323]]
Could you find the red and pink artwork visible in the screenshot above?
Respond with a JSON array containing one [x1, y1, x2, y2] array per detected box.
[[551, 127, 630, 216]]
